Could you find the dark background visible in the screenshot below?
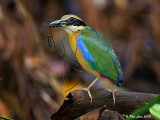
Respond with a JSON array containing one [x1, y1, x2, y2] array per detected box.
[[0, 0, 160, 120]]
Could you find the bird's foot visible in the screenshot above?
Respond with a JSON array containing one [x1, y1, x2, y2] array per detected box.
[[106, 89, 117, 105], [81, 88, 92, 103]]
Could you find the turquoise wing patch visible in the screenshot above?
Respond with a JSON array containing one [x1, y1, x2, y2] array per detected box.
[[77, 35, 95, 62]]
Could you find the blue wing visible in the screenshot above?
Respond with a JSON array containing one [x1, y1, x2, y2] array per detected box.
[[77, 35, 95, 62]]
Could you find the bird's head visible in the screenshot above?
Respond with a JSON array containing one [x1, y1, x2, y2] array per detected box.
[[49, 15, 86, 34]]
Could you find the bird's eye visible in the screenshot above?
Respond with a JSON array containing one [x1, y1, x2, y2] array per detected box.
[[69, 17, 74, 22]]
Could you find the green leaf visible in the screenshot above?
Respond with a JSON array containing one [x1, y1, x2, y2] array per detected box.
[[0, 116, 14, 120], [126, 94, 160, 120], [149, 104, 160, 119]]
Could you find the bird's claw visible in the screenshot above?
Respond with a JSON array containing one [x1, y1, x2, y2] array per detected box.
[[81, 88, 92, 103], [106, 89, 117, 105]]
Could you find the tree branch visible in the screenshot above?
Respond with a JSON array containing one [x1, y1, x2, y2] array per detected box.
[[75, 106, 125, 120], [51, 89, 157, 120]]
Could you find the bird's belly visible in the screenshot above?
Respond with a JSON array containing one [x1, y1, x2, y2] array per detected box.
[[69, 33, 100, 77]]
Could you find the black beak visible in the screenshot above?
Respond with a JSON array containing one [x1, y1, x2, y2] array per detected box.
[[49, 19, 67, 27]]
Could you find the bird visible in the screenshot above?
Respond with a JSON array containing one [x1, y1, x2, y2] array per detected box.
[[49, 15, 123, 103]]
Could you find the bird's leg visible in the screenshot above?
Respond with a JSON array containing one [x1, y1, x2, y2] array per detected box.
[[106, 89, 117, 105], [82, 77, 100, 103]]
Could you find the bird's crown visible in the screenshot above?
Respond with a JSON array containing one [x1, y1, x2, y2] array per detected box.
[[61, 14, 83, 21]]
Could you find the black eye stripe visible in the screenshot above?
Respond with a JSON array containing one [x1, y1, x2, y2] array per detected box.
[[73, 20, 86, 26], [65, 17, 86, 26], [68, 17, 75, 22]]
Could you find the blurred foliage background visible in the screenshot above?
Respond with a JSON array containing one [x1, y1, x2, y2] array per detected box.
[[0, 0, 160, 120]]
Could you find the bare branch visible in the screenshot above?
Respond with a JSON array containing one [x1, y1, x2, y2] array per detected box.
[[51, 89, 157, 120]]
